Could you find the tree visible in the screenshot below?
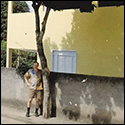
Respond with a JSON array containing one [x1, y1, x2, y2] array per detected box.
[[32, 1, 51, 119], [15, 51, 37, 79], [13, 1, 29, 13], [1, 40, 7, 66], [1, 1, 29, 41]]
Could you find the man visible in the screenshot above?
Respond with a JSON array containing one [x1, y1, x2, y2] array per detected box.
[[24, 62, 49, 117]]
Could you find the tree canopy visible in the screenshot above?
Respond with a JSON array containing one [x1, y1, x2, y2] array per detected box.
[[1, 1, 30, 41]]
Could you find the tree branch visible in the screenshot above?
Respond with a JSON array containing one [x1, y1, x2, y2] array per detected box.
[[32, 2, 51, 69], [39, 8, 51, 41], [37, 8, 50, 69], [32, 1, 41, 37]]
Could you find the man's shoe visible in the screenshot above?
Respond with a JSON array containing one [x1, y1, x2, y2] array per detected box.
[[39, 110, 43, 116], [40, 108, 43, 116], [35, 112, 39, 117], [26, 113, 30, 117]]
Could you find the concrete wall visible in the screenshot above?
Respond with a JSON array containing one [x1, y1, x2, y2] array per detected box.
[[50, 73, 124, 124], [1, 68, 28, 102], [1, 68, 124, 124]]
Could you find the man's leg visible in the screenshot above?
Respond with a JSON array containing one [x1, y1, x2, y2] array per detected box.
[[27, 99, 33, 108], [39, 91, 43, 115], [26, 89, 35, 117], [35, 98, 39, 117], [26, 99, 33, 117], [35, 90, 43, 117], [39, 102, 43, 115]]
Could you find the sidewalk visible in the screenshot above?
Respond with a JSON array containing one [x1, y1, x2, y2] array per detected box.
[[1, 101, 84, 124]]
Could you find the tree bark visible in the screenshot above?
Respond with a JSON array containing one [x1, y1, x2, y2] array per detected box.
[[32, 2, 51, 119]]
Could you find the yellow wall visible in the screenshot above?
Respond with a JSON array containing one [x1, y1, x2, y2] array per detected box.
[[7, 12, 37, 50], [8, 2, 124, 77], [43, 7, 124, 77]]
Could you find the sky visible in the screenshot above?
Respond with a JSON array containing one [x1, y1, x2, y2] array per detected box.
[[26, 1, 34, 12]]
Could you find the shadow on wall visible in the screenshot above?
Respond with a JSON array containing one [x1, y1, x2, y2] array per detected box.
[[61, 8, 124, 77], [92, 109, 112, 124], [43, 37, 58, 69], [44, 7, 124, 77], [49, 72, 124, 124]]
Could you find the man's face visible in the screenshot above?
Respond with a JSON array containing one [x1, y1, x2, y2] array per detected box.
[[33, 63, 39, 70]]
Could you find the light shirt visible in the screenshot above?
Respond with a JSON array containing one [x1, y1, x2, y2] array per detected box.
[[24, 69, 43, 90]]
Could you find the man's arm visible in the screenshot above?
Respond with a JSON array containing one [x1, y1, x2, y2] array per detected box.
[[42, 67, 50, 76], [24, 72, 32, 87], [45, 67, 50, 74]]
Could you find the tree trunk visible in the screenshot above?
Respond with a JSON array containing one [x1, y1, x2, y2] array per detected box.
[[32, 2, 51, 119]]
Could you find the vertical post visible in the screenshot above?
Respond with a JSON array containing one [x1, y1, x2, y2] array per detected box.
[[16, 50, 20, 68], [6, 1, 13, 68], [6, 47, 10, 68], [6, 48, 12, 68], [9, 49, 12, 68], [8, 1, 13, 14]]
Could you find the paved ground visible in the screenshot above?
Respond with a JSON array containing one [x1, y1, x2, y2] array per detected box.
[[1, 101, 84, 124]]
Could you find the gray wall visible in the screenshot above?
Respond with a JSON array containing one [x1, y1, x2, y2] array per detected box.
[[1, 68, 28, 102], [1, 67, 124, 124]]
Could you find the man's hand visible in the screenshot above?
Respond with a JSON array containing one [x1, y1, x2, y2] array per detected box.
[[45, 67, 50, 74], [27, 82, 32, 87], [42, 67, 50, 76], [24, 77, 32, 87]]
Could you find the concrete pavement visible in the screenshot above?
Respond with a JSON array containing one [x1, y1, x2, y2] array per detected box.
[[1, 103, 84, 124]]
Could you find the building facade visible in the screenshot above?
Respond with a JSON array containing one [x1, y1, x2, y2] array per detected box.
[[7, 1, 124, 77]]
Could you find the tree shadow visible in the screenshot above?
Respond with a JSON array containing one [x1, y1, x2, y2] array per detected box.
[[43, 37, 58, 69], [60, 8, 124, 76]]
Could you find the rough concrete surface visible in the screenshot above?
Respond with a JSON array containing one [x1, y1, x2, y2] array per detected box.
[[1, 99, 84, 124], [1, 67, 124, 124]]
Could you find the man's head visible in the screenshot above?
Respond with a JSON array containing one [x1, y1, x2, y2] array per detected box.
[[33, 62, 39, 71]]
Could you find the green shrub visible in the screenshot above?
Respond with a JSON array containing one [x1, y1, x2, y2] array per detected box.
[[1, 40, 7, 67]]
